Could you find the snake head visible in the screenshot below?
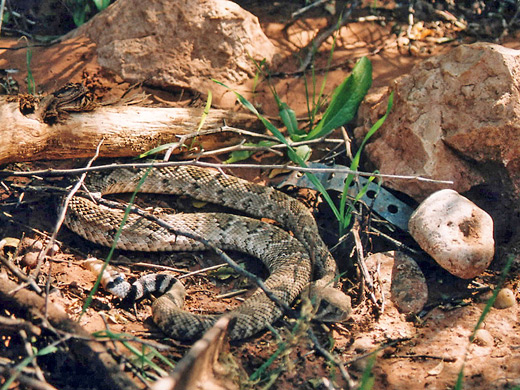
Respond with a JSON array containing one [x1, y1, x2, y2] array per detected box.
[[311, 286, 352, 322]]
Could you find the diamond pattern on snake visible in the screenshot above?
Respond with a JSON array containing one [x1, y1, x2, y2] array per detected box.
[[64, 165, 351, 340]]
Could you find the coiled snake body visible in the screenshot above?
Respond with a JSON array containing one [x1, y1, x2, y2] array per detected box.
[[65, 165, 351, 340]]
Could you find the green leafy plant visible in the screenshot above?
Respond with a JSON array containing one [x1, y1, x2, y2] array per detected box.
[[93, 329, 175, 378], [252, 56, 372, 143], [92, 0, 111, 10], [214, 66, 393, 236], [20, 36, 36, 95], [68, 0, 112, 27], [224, 140, 277, 163], [338, 92, 393, 236], [304, 57, 372, 141]]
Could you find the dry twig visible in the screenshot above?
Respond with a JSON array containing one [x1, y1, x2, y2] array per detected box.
[[0, 160, 454, 185]]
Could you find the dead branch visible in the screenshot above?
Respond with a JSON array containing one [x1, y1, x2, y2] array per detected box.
[[0, 97, 261, 165], [0, 159, 455, 185], [0, 275, 139, 390]]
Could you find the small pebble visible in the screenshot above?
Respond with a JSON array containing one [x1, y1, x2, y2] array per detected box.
[[351, 336, 375, 353], [494, 288, 516, 309], [22, 238, 60, 256], [21, 251, 39, 269], [46, 242, 60, 256], [472, 329, 493, 347], [350, 337, 376, 372], [21, 237, 43, 252]]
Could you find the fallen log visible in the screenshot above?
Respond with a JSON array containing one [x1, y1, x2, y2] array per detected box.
[[0, 97, 262, 165]]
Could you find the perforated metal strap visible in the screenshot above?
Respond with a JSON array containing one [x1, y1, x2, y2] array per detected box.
[[279, 163, 414, 231]]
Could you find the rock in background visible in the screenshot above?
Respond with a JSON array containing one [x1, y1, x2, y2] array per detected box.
[[67, 0, 278, 105], [355, 43, 520, 204]]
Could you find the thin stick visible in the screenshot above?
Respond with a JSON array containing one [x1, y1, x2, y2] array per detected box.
[[0, 316, 41, 336], [307, 328, 356, 389], [298, 0, 361, 72], [215, 289, 248, 299], [193, 140, 284, 158], [40, 139, 103, 320], [0, 368, 58, 390], [193, 134, 345, 158], [391, 354, 457, 362], [368, 226, 421, 255], [93, 196, 294, 314], [107, 259, 191, 274], [342, 338, 410, 366], [0, 160, 455, 185], [19, 329, 46, 382], [178, 263, 228, 280], [352, 219, 378, 307], [0, 250, 42, 294], [291, 0, 329, 18]]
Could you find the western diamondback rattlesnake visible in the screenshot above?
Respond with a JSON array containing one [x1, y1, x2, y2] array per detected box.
[[64, 165, 351, 340]]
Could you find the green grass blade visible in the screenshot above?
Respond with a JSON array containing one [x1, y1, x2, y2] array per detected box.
[[308, 16, 339, 126], [251, 58, 266, 95], [138, 143, 179, 158], [339, 92, 393, 226], [453, 367, 464, 390], [92, 0, 111, 11], [454, 254, 514, 390], [213, 79, 342, 221], [80, 166, 153, 318], [306, 56, 372, 140], [72, 6, 87, 27], [279, 102, 304, 139], [1, 341, 60, 390], [122, 340, 169, 376], [196, 90, 212, 132], [94, 329, 171, 377], [224, 140, 276, 163], [249, 342, 288, 382], [358, 354, 376, 390], [340, 174, 378, 233], [25, 46, 35, 95]]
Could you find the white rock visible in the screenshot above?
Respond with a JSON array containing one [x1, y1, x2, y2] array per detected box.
[[473, 329, 493, 347], [494, 288, 516, 309], [408, 189, 494, 279]]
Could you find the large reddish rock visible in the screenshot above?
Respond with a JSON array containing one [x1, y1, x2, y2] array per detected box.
[[355, 43, 520, 201], [69, 0, 277, 105]]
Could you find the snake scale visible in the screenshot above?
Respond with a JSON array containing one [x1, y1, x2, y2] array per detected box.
[[64, 165, 351, 340]]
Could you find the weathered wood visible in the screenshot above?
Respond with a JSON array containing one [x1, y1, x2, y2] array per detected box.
[[0, 97, 261, 165]]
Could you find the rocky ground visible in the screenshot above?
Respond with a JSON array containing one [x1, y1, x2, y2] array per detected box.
[[1, 1, 520, 389]]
